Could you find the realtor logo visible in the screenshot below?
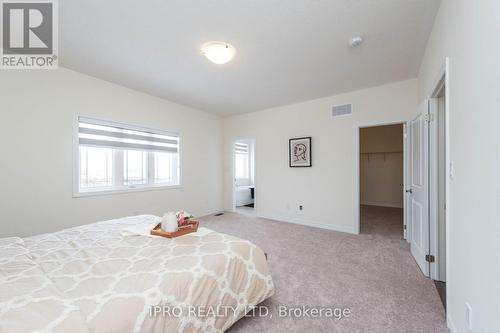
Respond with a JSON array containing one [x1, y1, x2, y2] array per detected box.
[[1, 0, 58, 69]]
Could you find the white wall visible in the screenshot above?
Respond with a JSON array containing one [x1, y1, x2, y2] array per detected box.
[[417, 0, 500, 332], [360, 125, 403, 208], [0, 68, 223, 237], [223, 79, 417, 234]]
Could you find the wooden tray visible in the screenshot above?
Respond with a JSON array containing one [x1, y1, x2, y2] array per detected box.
[[150, 220, 199, 238]]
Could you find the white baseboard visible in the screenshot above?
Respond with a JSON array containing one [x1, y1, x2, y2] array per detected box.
[[361, 201, 403, 208], [197, 208, 224, 218], [257, 213, 356, 234]]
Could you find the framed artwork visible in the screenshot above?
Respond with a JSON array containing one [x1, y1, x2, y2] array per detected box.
[[289, 137, 312, 167]]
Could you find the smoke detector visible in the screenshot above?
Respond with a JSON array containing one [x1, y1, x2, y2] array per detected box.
[[349, 36, 364, 48]]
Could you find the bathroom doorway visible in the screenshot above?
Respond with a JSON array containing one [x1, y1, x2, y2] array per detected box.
[[233, 138, 255, 216]]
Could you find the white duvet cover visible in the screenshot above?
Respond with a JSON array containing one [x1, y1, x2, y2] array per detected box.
[[0, 215, 274, 333]]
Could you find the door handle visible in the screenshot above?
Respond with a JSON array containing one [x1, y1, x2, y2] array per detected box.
[[406, 189, 413, 194]]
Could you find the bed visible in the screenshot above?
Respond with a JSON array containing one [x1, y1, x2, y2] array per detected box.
[[0, 215, 274, 333]]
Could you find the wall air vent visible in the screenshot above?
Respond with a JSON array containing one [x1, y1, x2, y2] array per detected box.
[[332, 104, 352, 117]]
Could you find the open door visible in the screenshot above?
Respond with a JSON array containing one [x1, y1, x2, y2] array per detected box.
[[233, 139, 256, 215], [403, 123, 410, 241], [409, 100, 430, 276]]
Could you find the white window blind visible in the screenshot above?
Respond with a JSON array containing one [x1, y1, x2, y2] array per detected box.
[[76, 117, 180, 195], [235, 142, 248, 154], [78, 117, 179, 153]]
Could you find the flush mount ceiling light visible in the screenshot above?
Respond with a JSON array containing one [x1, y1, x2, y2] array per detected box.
[[201, 41, 236, 65]]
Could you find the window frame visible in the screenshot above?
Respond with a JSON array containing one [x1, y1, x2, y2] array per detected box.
[[73, 115, 182, 197]]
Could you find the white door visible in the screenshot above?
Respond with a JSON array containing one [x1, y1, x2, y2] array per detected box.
[[403, 123, 410, 241], [409, 100, 430, 276]]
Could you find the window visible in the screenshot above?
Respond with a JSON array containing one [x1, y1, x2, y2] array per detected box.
[[235, 142, 250, 185], [79, 146, 113, 188], [124, 150, 148, 185], [76, 117, 180, 195], [154, 152, 178, 184]]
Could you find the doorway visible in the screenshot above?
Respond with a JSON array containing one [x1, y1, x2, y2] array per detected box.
[[406, 59, 449, 309], [359, 124, 405, 237], [233, 138, 255, 216]]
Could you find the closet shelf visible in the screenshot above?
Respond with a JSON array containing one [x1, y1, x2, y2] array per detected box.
[[360, 151, 402, 154], [361, 151, 403, 162]]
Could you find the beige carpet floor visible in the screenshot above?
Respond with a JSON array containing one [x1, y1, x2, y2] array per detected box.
[[199, 205, 448, 333]]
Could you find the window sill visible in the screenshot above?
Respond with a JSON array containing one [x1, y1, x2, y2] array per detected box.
[[73, 184, 182, 198]]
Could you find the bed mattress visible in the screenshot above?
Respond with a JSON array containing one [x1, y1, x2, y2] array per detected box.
[[0, 215, 274, 332]]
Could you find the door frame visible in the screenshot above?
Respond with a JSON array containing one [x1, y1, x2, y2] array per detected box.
[[355, 120, 407, 235], [231, 137, 257, 212], [427, 57, 451, 284]]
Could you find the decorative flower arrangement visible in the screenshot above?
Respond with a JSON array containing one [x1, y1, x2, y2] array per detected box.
[[176, 211, 193, 226]]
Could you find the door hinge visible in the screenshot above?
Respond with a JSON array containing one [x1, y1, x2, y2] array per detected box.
[[425, 255, 435, 263], [424, 113, 434, 122], [403, 225, 407, 230]]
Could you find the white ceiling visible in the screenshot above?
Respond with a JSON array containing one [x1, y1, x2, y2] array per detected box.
[[60, 0, 440, 116]]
